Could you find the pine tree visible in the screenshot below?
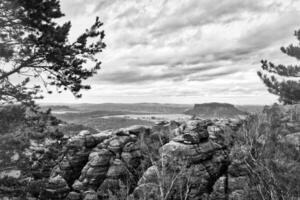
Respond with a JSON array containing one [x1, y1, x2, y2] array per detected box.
[[258, 29, 300, 104], [0, 0, 105, 106]]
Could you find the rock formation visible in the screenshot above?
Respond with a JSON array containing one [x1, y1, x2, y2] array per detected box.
[[36, 118, 243, 200], [1, 104, 299, 200], [185, 103, 247, 119]]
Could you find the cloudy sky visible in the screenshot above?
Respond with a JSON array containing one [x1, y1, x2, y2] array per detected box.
[[41, 0, 300, 105]]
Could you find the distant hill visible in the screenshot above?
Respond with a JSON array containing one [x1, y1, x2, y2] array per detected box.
[[41, 103, 191, 114], [54, 110, 139, 122], [40, 103, 266, 116], [40, 105, 78, 113], [184, 102, 247, 118]]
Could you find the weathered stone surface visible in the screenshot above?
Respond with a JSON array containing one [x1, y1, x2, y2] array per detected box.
[[74, 149, 112, 190], [161, 140, 219, 164], [66, 191, 81, 200], [82, 190, 98, 200], [132, 119, 236, 200], [45, 118, 244, 200], [0, 118, 246, 200], [50, 132, 110, 186], [40, 175, 70, 200]]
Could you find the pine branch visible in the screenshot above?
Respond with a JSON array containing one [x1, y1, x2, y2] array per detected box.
[[261, 60, 300, 77], [258, 28, 300, 104]]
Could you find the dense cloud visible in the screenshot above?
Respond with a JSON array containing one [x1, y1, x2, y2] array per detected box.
[[48, 0, 300, 104], [97, 64, 225, 83]]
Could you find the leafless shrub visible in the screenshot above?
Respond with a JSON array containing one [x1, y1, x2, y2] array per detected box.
[[237, 106, 300, 200]]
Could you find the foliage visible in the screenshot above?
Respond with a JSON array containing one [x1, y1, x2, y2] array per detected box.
[[0, 0, 105, 106], [0, 105, 26, 134], [0, 105, 68, 199], [258, 29, 300, 104], [238, 104, 300, 200], [0, 104, 61, 136]]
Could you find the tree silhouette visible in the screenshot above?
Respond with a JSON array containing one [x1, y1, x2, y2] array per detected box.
[[0, 0, 105, 106], [258, 29, 300, 104]]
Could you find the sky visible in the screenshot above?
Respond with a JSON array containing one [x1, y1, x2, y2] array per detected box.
[[40, 0, 300, 105]]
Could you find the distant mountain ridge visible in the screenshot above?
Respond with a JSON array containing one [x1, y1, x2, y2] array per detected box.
[[39, 103, 263, 116], [41, 103, 191, 114], [184, 102, 247, 118]]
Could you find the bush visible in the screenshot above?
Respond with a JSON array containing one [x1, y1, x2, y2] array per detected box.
[[0, 105, 26, 135], [237, 104, 300, 200]]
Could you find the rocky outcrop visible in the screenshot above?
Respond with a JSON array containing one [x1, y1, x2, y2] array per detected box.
[[185, 103, 247, 119], [2, 104, 300, 200], [37, 118, 244, 200], [43, 124, 174, 200]]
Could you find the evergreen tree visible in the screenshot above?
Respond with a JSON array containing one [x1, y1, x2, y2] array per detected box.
[[258, 29, 300, 104], [0, 0, 105, 106]]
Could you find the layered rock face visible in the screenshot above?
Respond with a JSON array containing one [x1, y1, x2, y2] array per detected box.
[[2, 104, 300, 200], [133, 120, 235, 200], [37, 119, 243, 200]]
